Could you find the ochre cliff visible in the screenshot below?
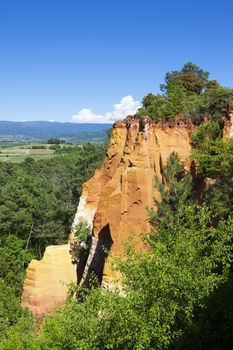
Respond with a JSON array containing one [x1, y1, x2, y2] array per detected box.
[[79, 117, 193, 288], [21, 244, 76, 316], [22, 116, 193, 315]]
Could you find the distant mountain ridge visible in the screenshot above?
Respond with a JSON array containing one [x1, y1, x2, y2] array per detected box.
[[0, 121, 111, 142]]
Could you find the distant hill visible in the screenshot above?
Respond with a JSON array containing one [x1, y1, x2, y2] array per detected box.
[[0, 121, 111, 143]]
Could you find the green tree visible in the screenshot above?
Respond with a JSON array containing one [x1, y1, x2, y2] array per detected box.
[[160, 62, 209, 96], [193, 138, 233, 218], [0, 278, 22, 338], [0, 316, 38, 350], [149, 152, 192, 231], [181, 62, 209, 82], [0, 143, 106, 257], [139, 63, 233, 124], [47, 138, 65, 144], [0, 235, 33, 296], [190, 121, 221, 150], [199, 84, 233, 122], [0, 278, 37, 349], [142, 93, 160, 108], [37, 206, 233, 350]]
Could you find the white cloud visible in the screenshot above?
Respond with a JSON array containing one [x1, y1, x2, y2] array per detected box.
[[72, 108, 111, 124], [72, 96, 141, 123]]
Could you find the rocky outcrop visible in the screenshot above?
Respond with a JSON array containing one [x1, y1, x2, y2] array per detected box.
[[223, 112, 233, 138], [22, 116, 193, 315], [21, 244, 76, 316], [21, 177, 100, 317], [79, 117, 193, 288]]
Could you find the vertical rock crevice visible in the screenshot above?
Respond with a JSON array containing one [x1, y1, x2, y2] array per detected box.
[[81, 225, 113, 288], [21, 116, 193, 316], [77, 116, 193, 289]]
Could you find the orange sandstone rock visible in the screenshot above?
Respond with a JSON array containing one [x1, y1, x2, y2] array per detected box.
[[80, 117, 193, 288], [21, 174, 101, 316], [21, 244, 76, 316], [223, 112, 233, 139], [22, 116, 193, 315]]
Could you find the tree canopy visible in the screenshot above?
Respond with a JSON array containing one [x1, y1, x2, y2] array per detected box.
[[138, 62, 233, 124]]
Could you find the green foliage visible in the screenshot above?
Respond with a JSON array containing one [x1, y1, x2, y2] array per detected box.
[[139, 62, 233, 124], [190, 121, 221, 150], [1, 134, 232, 348], [35, 148, 233, 349], [39, 287, 156, 350], [117, 206, 233, 349], [0, 143, 106, 257], [0, 278, 22, 338], [142, 93, 160, 108], [47, 138, 66, 144], [198, 84, 233, 122], [74, 219, 91, 244], [0, 278, 37, 349], [192, 139, 229, 177], [53, 145, 80, 154], [35, 154, 233, 349], [160, 62, 209, 96], [149, 152, 192, 231], [193, 138, 233, 218], [0, 235, 33, 296], [36, 205, 233, 350], [178, 273, 233, 349], [49, 144, 61, 150], [31, 145, 47, 149], [0, 142, 107, 347], [0, 315, 38, 350], [138, 94, 171, 122], [181, 62, 209, 82]]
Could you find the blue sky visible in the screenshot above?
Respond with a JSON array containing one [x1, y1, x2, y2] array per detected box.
[[0, 0, 233, 122]]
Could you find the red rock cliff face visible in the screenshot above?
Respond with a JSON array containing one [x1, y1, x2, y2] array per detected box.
[[22, 116, 193, 315], [79, 117, 193, 288]]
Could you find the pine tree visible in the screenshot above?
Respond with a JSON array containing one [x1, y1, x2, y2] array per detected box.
[[149, 152, 192, 232]]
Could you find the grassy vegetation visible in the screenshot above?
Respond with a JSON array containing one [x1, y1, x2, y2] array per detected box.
[[0, 144, 54, 162], [0, 144, 78, 163]]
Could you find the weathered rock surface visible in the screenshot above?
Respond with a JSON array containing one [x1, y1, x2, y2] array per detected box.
[[223, 112, 233, 138], [80, 117, 193, 288], [22, 116, 193, 315], [21, 244, 76, 316], [21, 180, 100, 316]]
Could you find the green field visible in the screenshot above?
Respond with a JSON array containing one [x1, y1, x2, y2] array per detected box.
[[0, 144, 55, 162]]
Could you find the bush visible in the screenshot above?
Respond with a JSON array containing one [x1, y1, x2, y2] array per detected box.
[[47, 138, 66, 144], [0, 235, 33, 296], [190, 121, 221, 150], [74, 219, 91, 244], [31, 145, 47, 149]]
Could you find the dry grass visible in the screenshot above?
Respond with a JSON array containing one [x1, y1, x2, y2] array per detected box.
[[0, 144, 55, 163]]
